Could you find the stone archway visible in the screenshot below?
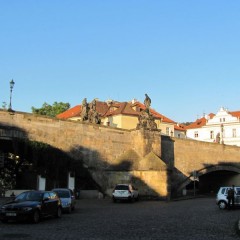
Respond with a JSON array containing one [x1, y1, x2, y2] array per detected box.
[[197, 165, 240, 176], [176, 164, 240, 196]]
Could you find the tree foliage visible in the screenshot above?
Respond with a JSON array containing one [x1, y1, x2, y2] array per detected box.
[[31, 102, 70, 117]]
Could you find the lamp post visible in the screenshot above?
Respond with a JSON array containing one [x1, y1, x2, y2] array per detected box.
[[193, 170, 198, 197], [8, 79, 15, 112]]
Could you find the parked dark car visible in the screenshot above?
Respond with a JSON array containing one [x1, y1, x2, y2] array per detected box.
[[52, 188, 76, 213], [0, 190, 62, 223]]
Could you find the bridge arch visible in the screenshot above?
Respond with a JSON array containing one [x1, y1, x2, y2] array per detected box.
[[176, 164, 240, 195], [197, 164, 240, 176]]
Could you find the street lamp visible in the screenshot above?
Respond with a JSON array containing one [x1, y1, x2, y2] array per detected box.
[[8, 79, 15, 112]]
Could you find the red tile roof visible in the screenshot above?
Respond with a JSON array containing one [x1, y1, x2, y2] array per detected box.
[[57, 99, 176, 124], [230, 111, 240, 118], [104, 102, 138, 117], [57, 105, 82, 119], [174, 124, 187, 131], [131, 101, 176, 123], [56, 101, 109, 119], [185, 113, 215, 129]]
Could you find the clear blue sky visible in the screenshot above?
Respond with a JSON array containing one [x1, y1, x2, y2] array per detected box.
[[1, 0, 240, 122]]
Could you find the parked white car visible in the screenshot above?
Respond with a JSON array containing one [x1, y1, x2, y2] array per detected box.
[[216, 186, 240, 209], [112, 184, 139, 202], [52, 188, 76, 213]]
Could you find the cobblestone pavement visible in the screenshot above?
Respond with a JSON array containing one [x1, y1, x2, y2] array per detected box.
[[0, 197, 239, 240]]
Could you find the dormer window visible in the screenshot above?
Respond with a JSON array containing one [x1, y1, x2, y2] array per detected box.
[[132, 106, 140, 112], [109, 107, 117, 113]]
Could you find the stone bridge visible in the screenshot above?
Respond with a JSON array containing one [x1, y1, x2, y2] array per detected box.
[[1, 110, 240, 199]]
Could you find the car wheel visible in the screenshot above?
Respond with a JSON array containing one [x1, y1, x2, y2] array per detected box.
[[55, 207, 62, 218], [218, 201, 227, 210], [32, 210, 40, 223]]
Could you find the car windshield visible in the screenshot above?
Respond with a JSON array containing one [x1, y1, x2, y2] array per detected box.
[[115, 185, 129, 190], [54, 190, 70, 198], [15, 192, 43, 202]]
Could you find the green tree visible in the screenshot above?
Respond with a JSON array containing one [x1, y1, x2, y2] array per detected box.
[[31, 102, 70, 117], [2, 102, 7, 110]]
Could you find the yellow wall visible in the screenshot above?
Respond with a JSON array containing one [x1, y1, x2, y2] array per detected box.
[[158, 122, 175, 136], [102, 115, 138, 129], [120, 115, 139, 129], [72, 113, 175, 134], [102, 115, 175, 133]]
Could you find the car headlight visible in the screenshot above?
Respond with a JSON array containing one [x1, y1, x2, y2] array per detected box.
[[22, 207, 33, 212]]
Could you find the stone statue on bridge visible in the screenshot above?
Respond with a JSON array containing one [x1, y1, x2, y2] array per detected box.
[[144, 93, 151, 112], [81, 98, 101, 124], [88, 99, 101, 124], [136, 94, 157, 130], [81, 98, 89, 121]]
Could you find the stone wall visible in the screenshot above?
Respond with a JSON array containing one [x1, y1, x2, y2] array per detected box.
[[166, 137, 240, 194], [2, 110, 240, 198], [0, 111, 168, 198]]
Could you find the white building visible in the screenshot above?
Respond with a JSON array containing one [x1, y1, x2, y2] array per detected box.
[[186, 107, 240, 146], [174, 123, 186, 139]]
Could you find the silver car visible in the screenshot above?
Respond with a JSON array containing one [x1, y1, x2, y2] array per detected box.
[[112, 184, 139, 203], [52, 188, 76, 213], [216, 186, 240, 209]]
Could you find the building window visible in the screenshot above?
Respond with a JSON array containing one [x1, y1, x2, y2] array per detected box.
[[232, 129, 236, 138], [166, 127, 170, 136], [210, 131, 214, 139], [194, 131, 198, 138]]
